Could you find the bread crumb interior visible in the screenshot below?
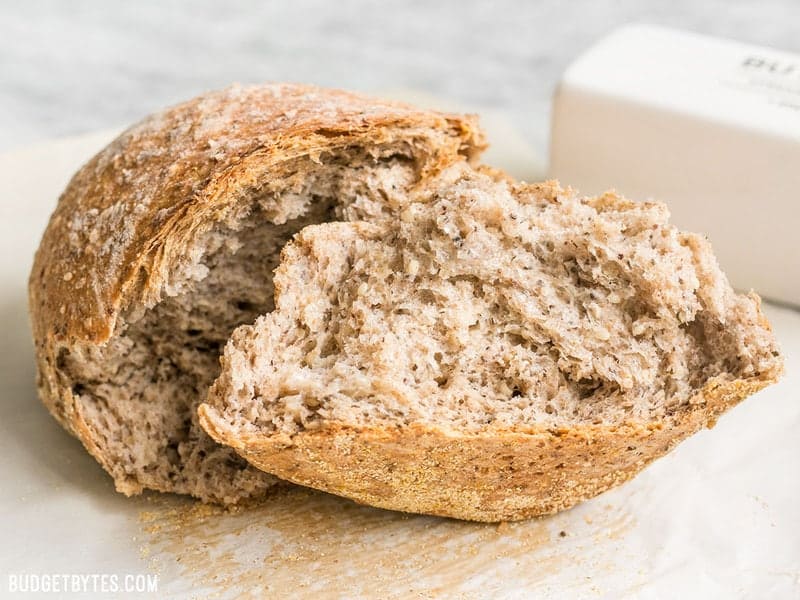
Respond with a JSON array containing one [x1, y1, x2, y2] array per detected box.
[[209, 163, 781, 437], [56, 145, 417, 502]]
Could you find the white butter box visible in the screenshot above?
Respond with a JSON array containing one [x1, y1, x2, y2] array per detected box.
[[550, 24, 800, 306]]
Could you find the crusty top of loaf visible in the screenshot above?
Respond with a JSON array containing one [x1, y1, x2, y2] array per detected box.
[[29, 83, 485, 345]]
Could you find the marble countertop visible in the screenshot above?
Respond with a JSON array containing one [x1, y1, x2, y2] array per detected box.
[[2, 0, 800, 157]]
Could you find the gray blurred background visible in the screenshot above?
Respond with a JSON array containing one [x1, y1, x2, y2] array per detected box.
[[2, 0, 799, 155]]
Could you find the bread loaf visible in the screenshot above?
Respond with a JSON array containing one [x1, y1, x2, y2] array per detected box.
[[199, 161, 783, 521], [28, 84, 484, 503]]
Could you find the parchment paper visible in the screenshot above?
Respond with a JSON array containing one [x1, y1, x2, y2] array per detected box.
[[1, 118, 797, 599]]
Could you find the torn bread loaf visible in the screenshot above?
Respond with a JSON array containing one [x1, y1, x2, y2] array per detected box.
[[28, 84, 484, 503], [200, 162, 783, 521]]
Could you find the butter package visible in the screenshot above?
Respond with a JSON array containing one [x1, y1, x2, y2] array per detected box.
[[550, 24, 800, 306]]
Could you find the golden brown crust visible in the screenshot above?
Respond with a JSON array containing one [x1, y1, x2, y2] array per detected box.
[[28, 83, 485, 483], [199, 373, 778, 522]]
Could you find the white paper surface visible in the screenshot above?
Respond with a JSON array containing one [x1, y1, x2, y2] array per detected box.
[[0, 122, 797, 599]]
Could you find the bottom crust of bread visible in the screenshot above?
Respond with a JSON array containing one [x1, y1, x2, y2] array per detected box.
[[199, 374, 773, 522]]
